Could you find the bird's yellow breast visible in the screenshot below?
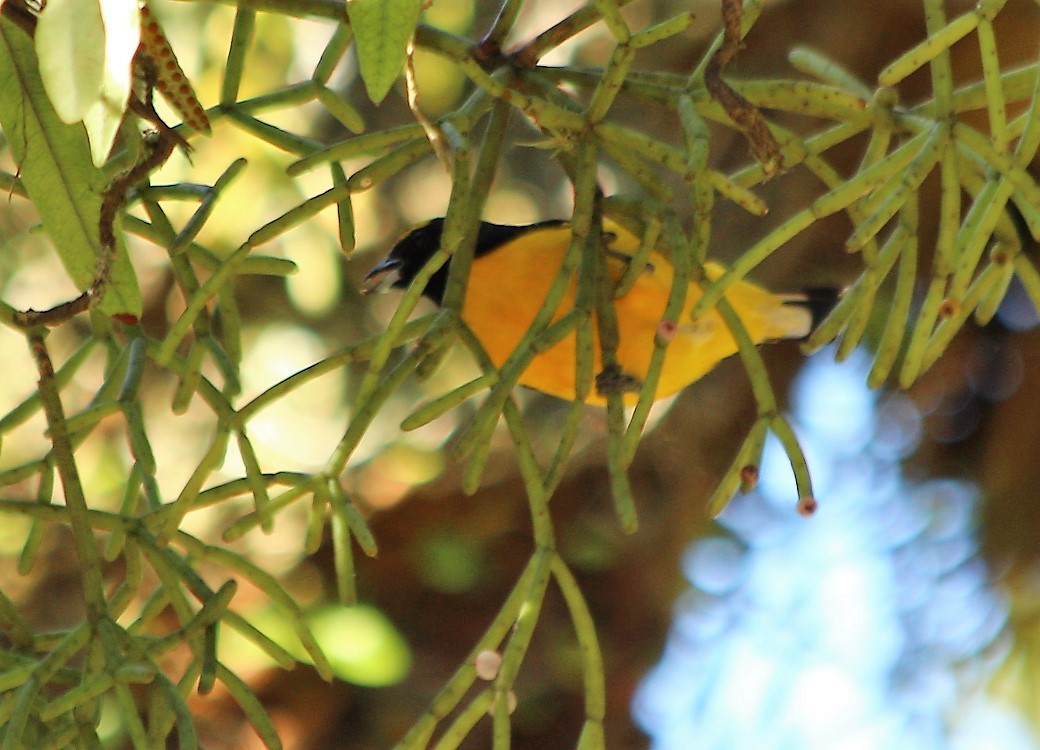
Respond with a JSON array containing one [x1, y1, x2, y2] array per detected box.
[[460, 221, 789, 404]]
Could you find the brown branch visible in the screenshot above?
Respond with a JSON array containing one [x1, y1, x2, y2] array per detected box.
[[26, 329, 110, 623], [12, 294, 90, 329], [512, 0, 640, 68], [13, 127, 178, 330], [705, 0, 783, 175]]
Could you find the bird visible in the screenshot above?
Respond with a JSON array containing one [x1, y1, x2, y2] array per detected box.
[[365, 217, 837, 405]]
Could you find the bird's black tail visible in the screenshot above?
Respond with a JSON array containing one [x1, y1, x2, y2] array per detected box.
[[797, 287, 843, 331], [778, 287, 843, 339]]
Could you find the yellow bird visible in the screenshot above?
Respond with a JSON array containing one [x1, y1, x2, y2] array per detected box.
[[366, 218, 836, 404]]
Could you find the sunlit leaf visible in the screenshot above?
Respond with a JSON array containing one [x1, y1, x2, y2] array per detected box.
[[0, 18, 142, 319], [347, 0, 423, 104], [34, 0, 105, 124], [220, 603, 411, 687], [309, 605, 411, 686], [82, 0, 140, 166]]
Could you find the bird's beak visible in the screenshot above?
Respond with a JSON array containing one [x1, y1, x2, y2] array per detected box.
[[362, 258, 403, 294]]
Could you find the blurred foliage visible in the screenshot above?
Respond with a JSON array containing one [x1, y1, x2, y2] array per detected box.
[[1, 0, 1040, 748]]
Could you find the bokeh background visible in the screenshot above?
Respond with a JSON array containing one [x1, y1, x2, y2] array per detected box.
[[3, 0, 1040, 747]]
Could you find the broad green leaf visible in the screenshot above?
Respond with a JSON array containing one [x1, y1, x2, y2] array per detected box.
[[0, 18, 142, 319], [83, 0, 140, 166], [34, 0, 105, 124], [347, 0, 423, 104]]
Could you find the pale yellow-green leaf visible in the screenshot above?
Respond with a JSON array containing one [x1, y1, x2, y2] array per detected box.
[[347, 0, 424, 104], [82, 0, 140, 165], [0, 17, 142, 319], [34, 0, 105, 124], [308, 605, 411, 686], [218, 603, 411, 687]]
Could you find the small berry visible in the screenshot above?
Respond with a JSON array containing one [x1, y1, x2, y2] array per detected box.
[[474, 650, 502, 681], [739, 465, 759, 492], [487, 690, 518, 716], [797, 496, 818, 517], [938, 298, 959, 319], [657, 319, 678, 341]]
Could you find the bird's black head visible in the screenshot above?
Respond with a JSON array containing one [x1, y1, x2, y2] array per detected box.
[[364, 218, 450, 302], [365, 219, 565, 304]]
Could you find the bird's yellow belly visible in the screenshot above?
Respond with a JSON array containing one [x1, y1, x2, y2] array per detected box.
[[460, 249, 736, 405]]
